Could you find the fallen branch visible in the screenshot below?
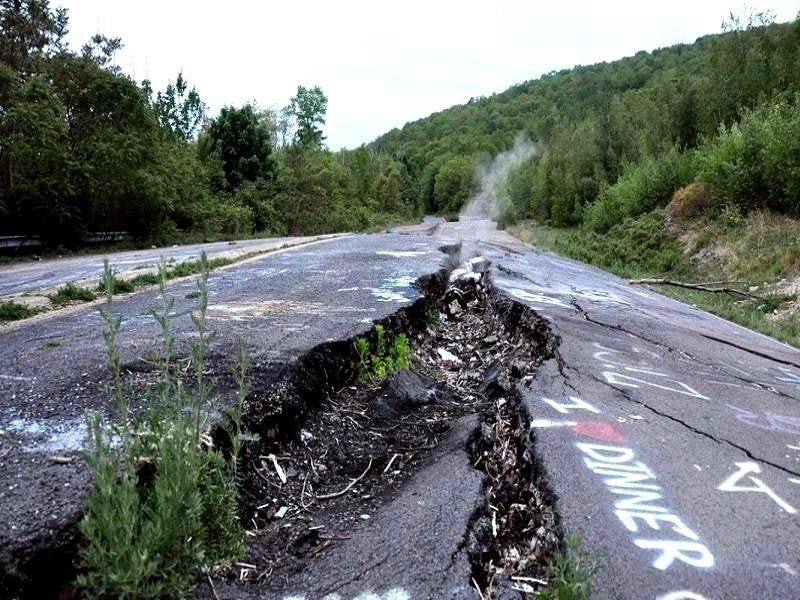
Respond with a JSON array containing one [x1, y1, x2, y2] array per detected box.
[[628, 278, 765, 301], [315, 457, 373, 500], [206, 572, 220, 600]]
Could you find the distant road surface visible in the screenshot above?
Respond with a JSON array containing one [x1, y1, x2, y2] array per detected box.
[[0, 234, 342, 298]]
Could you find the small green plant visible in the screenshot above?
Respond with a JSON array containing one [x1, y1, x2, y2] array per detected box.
[[355, 323, 413, 382], [0, 301, 40, 322], [539, 532, 602, 600], [41, 338, 63, 348], [77, 254, 250, 597], [426, 301, 441, 328], [48, 282, 96, 305], [96, 271, 135, 294], [128, 272, 160, 288], [169, 256, 232, 278]]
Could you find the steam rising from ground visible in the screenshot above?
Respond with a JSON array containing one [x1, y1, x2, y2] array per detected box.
[[461, 134, 539, 220]]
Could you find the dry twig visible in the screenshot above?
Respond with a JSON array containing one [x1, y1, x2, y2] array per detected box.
[[316, 457, 373, 500], [628, 278, 765, 300]]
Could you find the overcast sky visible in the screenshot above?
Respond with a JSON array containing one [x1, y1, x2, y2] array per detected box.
[[59, 1, 799, 150]]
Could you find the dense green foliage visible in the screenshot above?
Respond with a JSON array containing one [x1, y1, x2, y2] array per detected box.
[[6, 4, 797, 246], [0, 2, 417, 246], [48, 282, 95, 305], [355, 324, 413, 382], [0, 299, 40, 321]]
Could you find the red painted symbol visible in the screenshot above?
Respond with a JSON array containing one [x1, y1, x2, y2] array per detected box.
[[572, 421, 625, 444]]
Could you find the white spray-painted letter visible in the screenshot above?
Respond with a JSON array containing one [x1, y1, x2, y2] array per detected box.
[[541, 395, 600, 414], [633, 539, 714, 570], [717, 462, 797, 514]]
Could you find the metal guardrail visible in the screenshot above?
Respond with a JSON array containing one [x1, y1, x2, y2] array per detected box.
[[0, 232, 130, 249]]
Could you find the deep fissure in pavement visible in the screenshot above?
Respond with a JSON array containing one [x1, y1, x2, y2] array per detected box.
[[218, 254, 564, 598]]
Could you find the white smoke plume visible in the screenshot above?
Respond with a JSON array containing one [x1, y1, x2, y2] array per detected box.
[[461, 134, 539, 220]]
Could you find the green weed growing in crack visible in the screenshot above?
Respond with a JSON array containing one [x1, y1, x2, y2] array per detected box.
[[355, 323, 412, 382], [539, 532, 602, 600], [77, 253, 250, 598]]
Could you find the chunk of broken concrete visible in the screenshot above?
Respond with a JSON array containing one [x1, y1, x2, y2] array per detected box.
[[437, 347, 461, 364], [369, 370, 442, 420]]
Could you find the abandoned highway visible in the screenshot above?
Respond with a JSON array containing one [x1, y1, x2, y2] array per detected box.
[[2, 219, 799, 599]]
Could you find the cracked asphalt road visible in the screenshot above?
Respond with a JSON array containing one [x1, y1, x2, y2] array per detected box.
[[434, 218, 800, 600], [3, 219, 800, 599]]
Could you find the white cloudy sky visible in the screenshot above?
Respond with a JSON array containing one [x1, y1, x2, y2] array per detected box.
[[59, 1, 799, 149]]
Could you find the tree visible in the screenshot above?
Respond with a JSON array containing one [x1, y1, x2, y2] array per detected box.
[[199, 104, 276, 191], [80, 33, 122, 70], [287, 85, 328, 148], [146, 72, 206, 143], [0, 0, 68, 207], [0, 0, 68, 70], [433, 155, 476, 214]]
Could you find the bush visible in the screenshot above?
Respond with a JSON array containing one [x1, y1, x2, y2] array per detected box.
[[96, 273, 135, 294], [48, 282, 96, 305], [583, 146, 696, 233], [355, 324, 413, 382], [666, 182, 711, 222], [0, 301, 40, 322], [697, 95, 800, 214], [77, 257, 250, 597], [557, 210, 688, 277]]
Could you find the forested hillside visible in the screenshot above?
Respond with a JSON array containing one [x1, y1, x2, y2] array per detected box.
[[372, 10, 800, 228]]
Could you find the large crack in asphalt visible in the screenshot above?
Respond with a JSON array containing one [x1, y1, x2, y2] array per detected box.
[[571, 298, 799, 401], [700, 333, 800, 370], [206, 252, 565, 599]]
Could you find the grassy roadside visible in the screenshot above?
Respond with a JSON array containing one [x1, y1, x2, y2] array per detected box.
[[510, 209, 800, 349]]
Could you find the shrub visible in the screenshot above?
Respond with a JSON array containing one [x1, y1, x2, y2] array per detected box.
[[96, 273, 135, 294], [0, 301, 40, 322], [557, 210, 688, 277], [584, 146, 696, 233], [77, 256, 250, 597], [697, 95, 800, 214], [48, 282, 96, 305], [666, 182, 711, 222], [128, 272, 161, 288]]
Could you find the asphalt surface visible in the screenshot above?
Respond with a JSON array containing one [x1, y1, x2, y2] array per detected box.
[[3, 218, 800, 599], [433, 218, 800, 600], [0, 234, 342, 300]]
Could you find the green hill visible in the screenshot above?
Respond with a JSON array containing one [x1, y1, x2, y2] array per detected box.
[[370, 14, 800, 226]]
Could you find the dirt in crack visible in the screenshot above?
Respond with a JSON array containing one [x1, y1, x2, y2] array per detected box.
[[222, 259, 559, 598]]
